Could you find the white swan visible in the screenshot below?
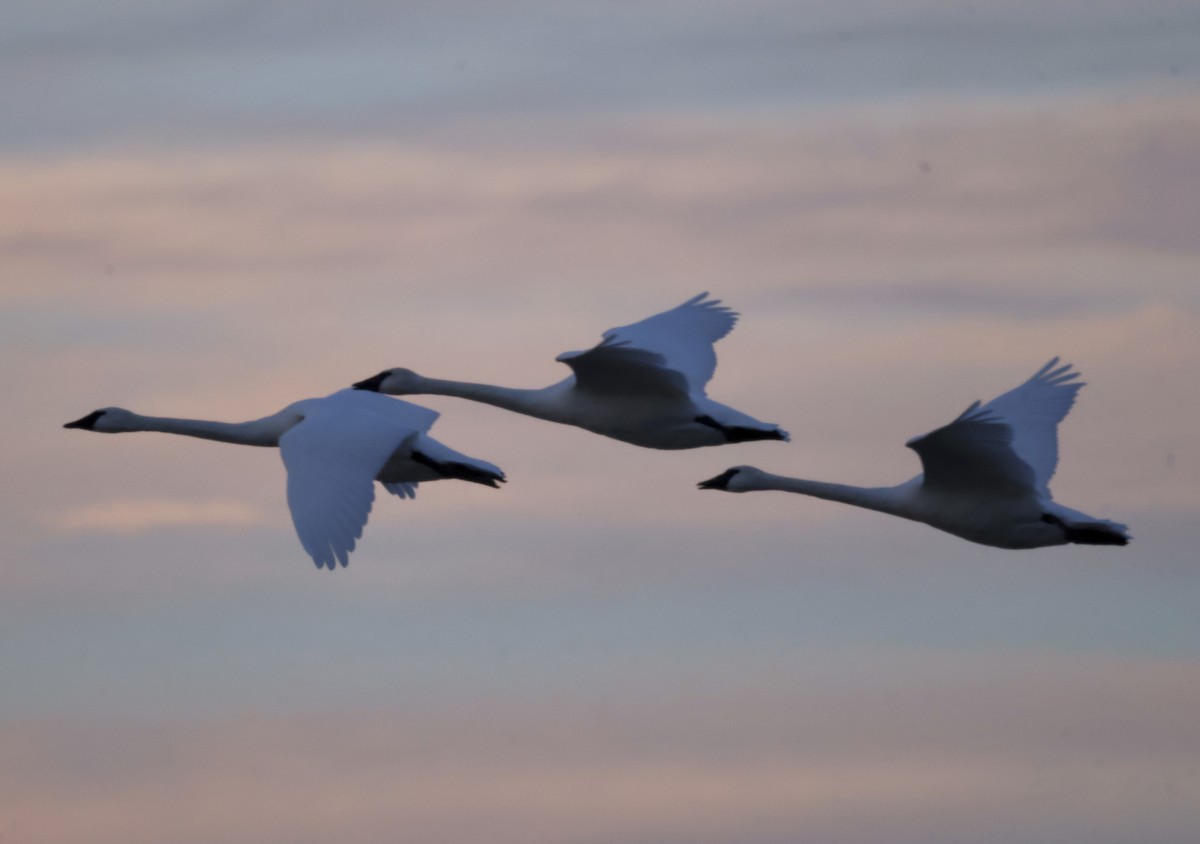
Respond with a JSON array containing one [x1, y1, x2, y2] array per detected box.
[[698, 359, 1129, 549], [353, 293, 789, 449], [64, 389, 505, 569]]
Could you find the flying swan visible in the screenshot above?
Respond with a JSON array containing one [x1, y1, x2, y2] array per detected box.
[[698, 359, 1129, 549], [64, 389, 505, 569], [353, 293, 789, 450]]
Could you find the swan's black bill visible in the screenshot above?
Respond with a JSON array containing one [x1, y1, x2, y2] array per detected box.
[[697, 468, 739, 490], [64, 410, 104, 430], [352, 371, 388, 392]]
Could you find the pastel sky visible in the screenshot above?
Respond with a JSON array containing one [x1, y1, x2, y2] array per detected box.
[[4, 2, 1200, 842]]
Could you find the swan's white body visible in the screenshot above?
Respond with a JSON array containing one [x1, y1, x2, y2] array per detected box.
[[699, 360, 1129, 550], [64, 389, 505, 569], [354, 293, 789, 449]]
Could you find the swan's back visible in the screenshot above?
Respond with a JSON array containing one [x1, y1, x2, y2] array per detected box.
[[978, 358, 1082, 495]]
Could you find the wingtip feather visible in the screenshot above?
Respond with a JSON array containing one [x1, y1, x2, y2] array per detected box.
[[1033, 357, 1083, 387]]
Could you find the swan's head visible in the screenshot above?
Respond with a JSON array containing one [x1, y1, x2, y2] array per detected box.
[[353, 367, 423, 395], [697, 465, 763, 492], [64, 407, 135, 433]]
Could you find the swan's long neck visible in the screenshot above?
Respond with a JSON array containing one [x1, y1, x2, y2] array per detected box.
[[751, 472, 908, 516], [412, 377, 551, 417], [115, 413, 287, 447]]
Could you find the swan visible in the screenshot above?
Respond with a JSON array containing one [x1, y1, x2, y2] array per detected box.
[[352, 293, 789, 450], [698, 359, 1129, 550], [63, 389, 505, 569]]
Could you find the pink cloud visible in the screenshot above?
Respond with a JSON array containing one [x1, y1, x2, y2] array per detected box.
[[3, 648, 1197, 844], [51, 496, 265, 534], [3, 91, 1199, 309]]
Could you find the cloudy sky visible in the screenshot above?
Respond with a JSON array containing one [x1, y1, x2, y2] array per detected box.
[[4, 2, 1200, 842]]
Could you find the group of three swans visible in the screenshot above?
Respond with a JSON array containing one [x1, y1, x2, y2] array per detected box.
[[65, 293, 1128, 569]]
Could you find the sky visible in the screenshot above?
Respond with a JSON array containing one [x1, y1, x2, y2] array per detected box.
[[4, 1, 1200, 842]]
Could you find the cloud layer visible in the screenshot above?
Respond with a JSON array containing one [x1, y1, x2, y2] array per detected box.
[[3, 0, 1197, 150], [4, 649, 1199, 844], [4, 3, 1200, 842], [10, 92, 1199, 555], [52, 497, 265, 534]]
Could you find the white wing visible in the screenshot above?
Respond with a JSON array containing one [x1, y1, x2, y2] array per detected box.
[[279, 392, 424, 569], [321, 388, 441, 433], [978, 358, 1082, 495], [907, 403, 1035, 494], [906, 360, 1083, 496], [555, 293, 738, 397]]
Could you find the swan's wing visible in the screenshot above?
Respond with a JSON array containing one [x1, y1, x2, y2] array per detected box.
[[906, 402, 1037, 494], [977, 358, 1083, 495], [279, 397, 420, 569], [556, 292, 738, 397], [556, 342, 689, 396], [322, 388, 441, 433], [383, 482, 418, 499]]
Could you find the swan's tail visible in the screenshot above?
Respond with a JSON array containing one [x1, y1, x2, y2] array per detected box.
[[694, 414, 790, 444], [1065, 521, 1129, 546], [437, 461, 506, 489], [410, 447, 506, 489], [1041, 511, 1130, 546]]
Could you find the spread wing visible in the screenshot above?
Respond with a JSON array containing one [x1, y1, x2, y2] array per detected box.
[[906, 360, 1083, 496], [907, 402, 1036, 494], [977, 358, 1082, 495], [279, 392, 426, 569], [555, 292, 738, 397]]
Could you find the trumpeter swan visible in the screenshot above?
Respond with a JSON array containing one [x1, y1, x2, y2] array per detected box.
[[64, 389, 505, 569], [353, 293, 788, 449], [698, 359, 1129, 550]]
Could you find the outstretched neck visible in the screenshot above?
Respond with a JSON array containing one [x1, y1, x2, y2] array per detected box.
[[753, 472, 907, 515], [411, 377, 550, 417], [118, 412, 288, 447]]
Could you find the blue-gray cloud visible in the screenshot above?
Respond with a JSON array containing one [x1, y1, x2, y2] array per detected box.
[[5, 645, 1200, 844], [4, 0, 1198, 151], [752, 281, 1141, 319], [6, 509, 1196, 721]]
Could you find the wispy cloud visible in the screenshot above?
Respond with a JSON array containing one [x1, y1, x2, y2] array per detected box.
[[5, 6, 1199, 843], [10, 113, 1199, 551], [51, 497, 264, 534], [3, 649, 1198, 844], [4, 92, 1200, 311], [3, 0, 1197, 151]]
